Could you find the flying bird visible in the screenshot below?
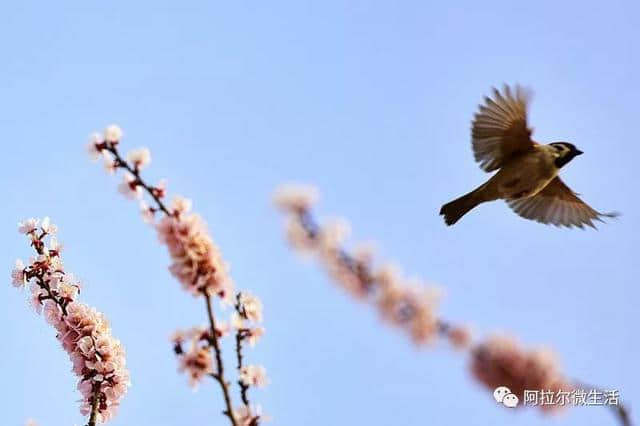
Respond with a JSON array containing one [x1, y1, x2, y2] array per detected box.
[[440, 85, 618, 228]]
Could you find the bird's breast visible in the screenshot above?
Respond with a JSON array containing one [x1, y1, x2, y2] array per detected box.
[[491, 151, 558, 200]]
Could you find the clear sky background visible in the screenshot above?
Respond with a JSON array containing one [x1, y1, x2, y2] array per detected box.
[[1, 1, 638, 425]]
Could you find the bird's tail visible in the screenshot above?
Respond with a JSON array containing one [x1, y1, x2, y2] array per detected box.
[[439, 190, 482, 226]]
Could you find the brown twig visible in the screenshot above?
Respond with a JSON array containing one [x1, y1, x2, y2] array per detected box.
[[86, 386, 101, 426], [205, 292, 238, 426], [234, 293, 251, 407], [104, 144, 171, 215]]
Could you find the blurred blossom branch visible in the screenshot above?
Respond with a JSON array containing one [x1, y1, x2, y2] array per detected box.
[[88, 126, 268, 426], [274, 184, 632, 426], [11, 217, 130, 425]]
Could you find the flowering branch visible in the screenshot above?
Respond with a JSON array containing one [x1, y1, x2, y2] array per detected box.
[[233, 292, 267, 414], [274, 184, 632, 426], [235, 297, 250, 406], [11, 217, 130, 425], [88, 125, 268, 425]]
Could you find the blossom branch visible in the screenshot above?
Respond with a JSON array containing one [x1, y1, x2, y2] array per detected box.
[[102, 143, 171, 216], [89, 125, 269, 425], [274, 184, 632, 426], [12, 217, 130, 424]]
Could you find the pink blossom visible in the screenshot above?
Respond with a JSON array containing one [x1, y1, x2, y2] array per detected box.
[[29, 283, 47, 314], [139, 201, 155, 224], [246, 327, 265, 347], [471, 335, 573, 411], [284, 216, 315, 252], [103, 156, 118, 174], [215, 320, 231, 338], [276, 190, 446, 346], [318, 219, 350, 254], [104, 124, 123, 143], [47, 237, 62, 253], [117, 174, 142, 200], [11, 259, 26, 287], [40, 217, 57, 234], [152, 179, 167, 199], [239, 365, 268, 387], [126, 147, 151, 170], [87, 133, 105, 161], [234, 404, 268, 426], [156, 213, 233, 299], [170, 195, 192, 216], [273, 184, 318, 212], [179, 345, 213, 388], [18, 218, 39, 234], [238, 292, 263, 323], [231, 312, 244, 330], [447, 325, 473, 349]]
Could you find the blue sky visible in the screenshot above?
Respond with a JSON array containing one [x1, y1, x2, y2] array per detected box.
[[1, 1, 638, 425]]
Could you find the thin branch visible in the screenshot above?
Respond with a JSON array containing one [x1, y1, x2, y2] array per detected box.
[[205, 293, 238, 426], [104, 144, 171, 216], [235, 293, 251, 407], [86, 386, 101, 426]]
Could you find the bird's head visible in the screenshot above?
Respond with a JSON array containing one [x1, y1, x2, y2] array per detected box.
[[549, 142, 583, 168]]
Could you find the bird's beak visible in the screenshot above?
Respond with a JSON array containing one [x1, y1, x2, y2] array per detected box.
[[575, 150, 583, 156]]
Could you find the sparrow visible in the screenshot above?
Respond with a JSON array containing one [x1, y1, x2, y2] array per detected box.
[[440, 85, 618, 228]]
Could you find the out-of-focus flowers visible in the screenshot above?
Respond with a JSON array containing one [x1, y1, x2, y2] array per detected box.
[[471, 335, 574, 411], [273, 184, 595, 416], [24, 419, 38, 426], [11, 218, 130, 424], [274, 184, 448, 346], [446, 325, 473, 350], [273, 184, 319, 212]]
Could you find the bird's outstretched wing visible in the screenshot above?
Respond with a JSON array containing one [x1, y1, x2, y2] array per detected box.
[[472, 85, 535, 172], [507, 177, 619, 228]]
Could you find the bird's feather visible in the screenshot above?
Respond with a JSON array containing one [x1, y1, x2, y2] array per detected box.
[[471, 85, 534, 172], [506, 177, 619, 228]]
